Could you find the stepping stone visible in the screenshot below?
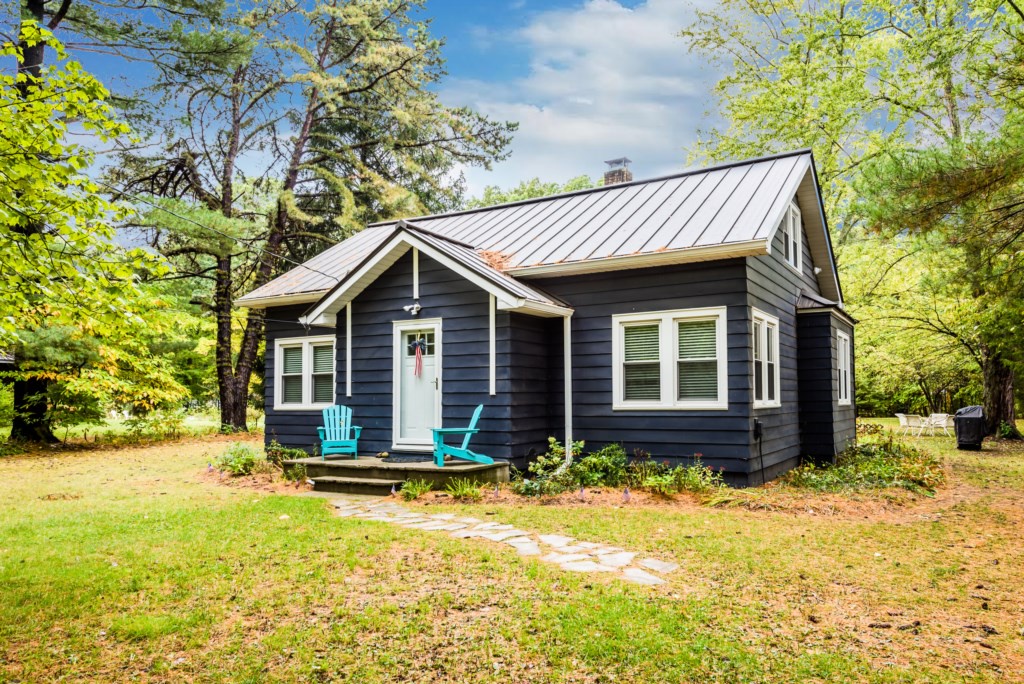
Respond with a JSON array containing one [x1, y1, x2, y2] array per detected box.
[[393, 512, 422, 519], [622, 568, 666, 586], [538, 535, 575, 547], [335, 509, 361, 517], [576, 541, 603, 549], [354, 512, 383, 518], [450, 529, 482, 538], [397, 520, 435, 527], [596, 551, 635, 568], [542, 552, 590, 564], [416, 521, 457, 530], [480, 530, 530, 542], [428, 514, 457, 520], [504, 536, 536, 547], [361, 515, 395, 522], [456, 517, 482, 524], [555, 545, 591, 554], [639, 558, 679, 574], [512, 542, 541, 556], [434, 523, 469, 531], [560, 560, 617, 572]]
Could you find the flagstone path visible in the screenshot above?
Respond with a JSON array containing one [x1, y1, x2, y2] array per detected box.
[[329, 496, 678, 586]]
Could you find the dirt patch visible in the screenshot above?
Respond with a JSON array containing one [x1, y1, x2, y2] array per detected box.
[[198, 468, 312, 494]]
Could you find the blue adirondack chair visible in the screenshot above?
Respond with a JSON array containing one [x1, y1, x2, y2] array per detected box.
[[317, 405, 362, 459], [431, 404, 493, 467]]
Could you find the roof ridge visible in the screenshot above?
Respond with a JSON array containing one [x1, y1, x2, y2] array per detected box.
[[368, 148, 814, 227], [395, 219, 476, 250]]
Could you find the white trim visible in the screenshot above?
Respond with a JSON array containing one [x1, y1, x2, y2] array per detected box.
[[345, 304, 352, 398], [412, 247, 420, 300], [509, 241, 768, 278], [752, 308, 781, 409], [237, 292, 325, 309], [273, 335, 336, 411], [611, 306, 729, 411], [837, 330, 852, 406], [564, 313, 573, 457], [488, 294, 496, 396], [777, 201, 803, 275], [391, 318, 442, 451]]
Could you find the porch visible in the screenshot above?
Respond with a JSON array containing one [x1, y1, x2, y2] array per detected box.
[[285, 456, 510, 496]]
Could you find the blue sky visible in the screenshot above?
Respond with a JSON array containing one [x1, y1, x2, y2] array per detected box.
[[420, 0, 724, 194]]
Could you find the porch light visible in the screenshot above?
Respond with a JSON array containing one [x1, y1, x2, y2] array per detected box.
[[402, 302, 422, 315]]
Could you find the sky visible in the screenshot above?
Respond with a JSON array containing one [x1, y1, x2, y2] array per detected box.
[[422, 0, 724, 195]]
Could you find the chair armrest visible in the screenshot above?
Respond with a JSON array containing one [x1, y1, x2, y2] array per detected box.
[[317, 427, 325, 439], [352, 426, 362, 438], [431, 428, 480, 436]]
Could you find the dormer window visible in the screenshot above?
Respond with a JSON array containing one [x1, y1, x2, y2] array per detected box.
[[781, 201, 802, 273]]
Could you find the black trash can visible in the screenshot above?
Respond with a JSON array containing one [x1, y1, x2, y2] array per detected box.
[[954, 406, 986, 450]]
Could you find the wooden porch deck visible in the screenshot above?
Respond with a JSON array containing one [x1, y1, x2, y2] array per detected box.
[[284, 456, 510, 496]]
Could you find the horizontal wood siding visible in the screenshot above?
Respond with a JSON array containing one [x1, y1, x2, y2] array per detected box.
[[507, 313, 556, 465], [531, 259, 754, 474], [744, 203, 825, 481], [833, 316, 856, 453], [263, 303, 337, 453], [797, 311, 837, 459]]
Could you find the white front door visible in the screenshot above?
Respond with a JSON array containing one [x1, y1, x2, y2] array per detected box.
[[393, 320, 441, 449]]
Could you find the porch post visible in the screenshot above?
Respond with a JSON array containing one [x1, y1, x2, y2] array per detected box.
[[345, 303, 352, 397], [563, 313, 573, 457], [488, 294, 496, 396]]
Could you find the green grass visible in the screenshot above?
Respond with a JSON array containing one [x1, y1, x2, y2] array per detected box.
[[1, 432, 1022, 682]]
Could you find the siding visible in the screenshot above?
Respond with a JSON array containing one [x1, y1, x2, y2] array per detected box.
[[263, 303, 337, 452], [530, 259, 754, 475], [508, 313, 557, 463], [797, 311, 857, 460], [744, 201, 823, 478]]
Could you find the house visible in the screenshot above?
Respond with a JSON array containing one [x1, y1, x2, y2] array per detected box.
[[237, 149, 855, 485]]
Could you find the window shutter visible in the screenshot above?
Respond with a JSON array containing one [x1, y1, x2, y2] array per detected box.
[[282, 347, 303, 375], [623, 324, 661, 401], [312, 344, 333, 374], [678, 320, 718, 401]]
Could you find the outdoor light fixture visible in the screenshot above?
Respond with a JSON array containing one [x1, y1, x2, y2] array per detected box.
[[403, 302, 422, 315], [813, 266, 822, 275]]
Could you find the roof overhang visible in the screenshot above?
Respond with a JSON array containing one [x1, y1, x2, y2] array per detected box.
[[236, 291, 326, 309], [797, 306, 857, 327], [508, 240, 770, 278], [302, 228, 573, 326]]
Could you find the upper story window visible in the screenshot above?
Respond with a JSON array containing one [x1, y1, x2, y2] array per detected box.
[[612, 307, 728, 411], [837, 330, 852, 405], [275, 335, 335, 410], [780, 201, 802, 273], [752, 309, 780, 408]]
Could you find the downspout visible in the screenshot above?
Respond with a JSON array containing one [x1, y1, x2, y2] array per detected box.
[[554, 312, 574, 476]]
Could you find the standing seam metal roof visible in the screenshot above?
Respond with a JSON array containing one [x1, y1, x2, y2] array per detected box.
[[237, 150, 824, 306]]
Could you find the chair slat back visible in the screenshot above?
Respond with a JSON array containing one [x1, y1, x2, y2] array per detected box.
[[322, 405, 351, 441], [930, 413, 948, 424], [907, 415, 924, 427], [460, 404, 484, 450], [895, 413, 908, 427]]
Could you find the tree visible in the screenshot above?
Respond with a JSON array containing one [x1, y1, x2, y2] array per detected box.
[[680, 0, 1022, 433], [1, 24, 184, 441], [465, 175, 595, 209], [114, 0, 516, 431]]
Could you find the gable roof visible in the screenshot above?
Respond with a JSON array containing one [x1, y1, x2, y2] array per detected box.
[[238, 149, 842, 308], [301, 222, 571, 324]]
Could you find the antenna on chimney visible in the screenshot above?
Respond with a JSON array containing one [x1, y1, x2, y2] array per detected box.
[[604, 157, 633, 185]]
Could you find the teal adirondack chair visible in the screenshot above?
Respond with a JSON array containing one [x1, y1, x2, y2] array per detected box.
[[431, 404, 493, 467], [317, 405, 361, 459]]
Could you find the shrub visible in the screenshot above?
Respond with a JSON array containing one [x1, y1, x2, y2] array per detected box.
[[283, 463, 307, 482], [641, 473, 677, 497], [640, 458, 725, 497], [625, 449, 668, 487], [217, 442, 263, 476], [444, 477, 482, 501], [570, 443, 627, 487], [527, 437, 586, 480], [266, 439, 308, 467], [400, 479, 434, 501], [782, 436, 945, 494]]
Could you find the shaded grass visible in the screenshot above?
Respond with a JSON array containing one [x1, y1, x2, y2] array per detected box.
[[1, 434, 1022, 682]]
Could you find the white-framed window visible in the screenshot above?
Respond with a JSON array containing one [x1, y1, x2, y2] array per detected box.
[[274, 335, 336, 410], [612, 307, 729, 411], [837, 330, 852, 405], [780, 201, 802, 273], [752, 309, 781, 408]]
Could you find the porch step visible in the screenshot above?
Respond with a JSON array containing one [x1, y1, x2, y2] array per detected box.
[[311, 476, 404, 496]]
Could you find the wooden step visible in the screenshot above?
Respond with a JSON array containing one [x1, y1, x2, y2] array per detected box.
[[311, 476, 403, 496]]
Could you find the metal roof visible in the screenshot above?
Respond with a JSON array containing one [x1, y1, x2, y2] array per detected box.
[[238, 150, 839, 307]]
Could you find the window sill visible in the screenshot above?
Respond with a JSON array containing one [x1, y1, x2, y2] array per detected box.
[[275, 404, 334, 412], [753, 402, 782, 410], [838, 400, 852, 407], [612, 402, 729, 411]]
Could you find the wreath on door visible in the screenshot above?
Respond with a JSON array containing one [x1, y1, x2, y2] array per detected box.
[[408, 338, 427, 377]]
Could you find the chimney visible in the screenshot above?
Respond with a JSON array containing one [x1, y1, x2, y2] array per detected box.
[[604, 157, 633, 185]]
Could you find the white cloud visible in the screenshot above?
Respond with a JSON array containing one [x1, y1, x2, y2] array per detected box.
[[444, 0, 723, 195]]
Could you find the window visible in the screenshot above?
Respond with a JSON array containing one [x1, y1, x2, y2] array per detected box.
[[274, 335, 336, 410], [837, 331, 852, 405], [779, 201, 802, 273], [613, 307, 728, 410], [752, 309, 780, 408]]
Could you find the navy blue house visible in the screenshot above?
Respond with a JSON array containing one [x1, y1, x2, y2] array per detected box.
[[238, 150, 855, 485]]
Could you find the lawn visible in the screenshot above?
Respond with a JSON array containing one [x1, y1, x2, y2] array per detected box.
[[1, 429, 1022, 683]]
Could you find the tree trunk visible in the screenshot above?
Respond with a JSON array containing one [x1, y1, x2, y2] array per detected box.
[[9, 374, 57, 443], [981, 346, 1021, 438], [213, 255, 246, 432]]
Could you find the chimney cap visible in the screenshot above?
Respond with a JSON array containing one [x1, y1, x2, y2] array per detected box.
[[604, 157, 632, 169]]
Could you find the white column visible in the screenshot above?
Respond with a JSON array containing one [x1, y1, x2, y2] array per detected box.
[[563, 313, 573, 456], [412, 247, 420, 300], [345, 303, 352, 397]]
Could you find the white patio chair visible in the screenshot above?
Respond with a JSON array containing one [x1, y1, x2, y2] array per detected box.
[[924, 413, 949, 437], [906, 414, 925, 436], [895, 413, 910, 435]]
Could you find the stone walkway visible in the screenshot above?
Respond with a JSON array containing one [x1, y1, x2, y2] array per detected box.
[[330, 496, 679, 586]]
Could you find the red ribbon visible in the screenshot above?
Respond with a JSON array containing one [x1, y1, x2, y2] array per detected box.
[[414, 340, 423, 378]]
